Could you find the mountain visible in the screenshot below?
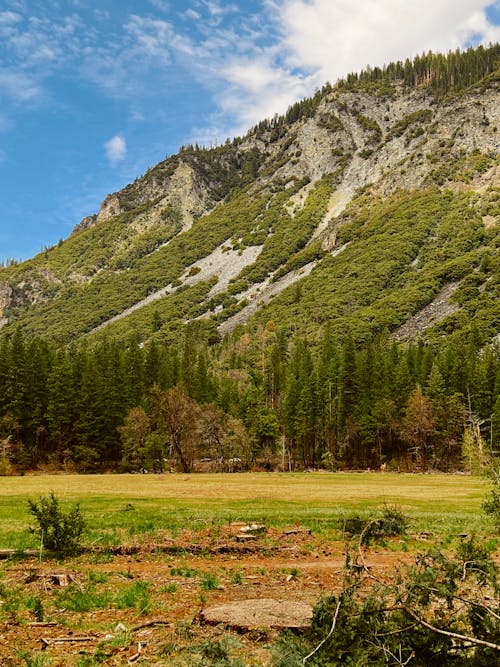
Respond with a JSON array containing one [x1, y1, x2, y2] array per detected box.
[[0, 45, 498, 350], [0, 45, 499, 474]]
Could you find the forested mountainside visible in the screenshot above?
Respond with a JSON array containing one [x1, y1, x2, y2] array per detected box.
[[0, 45, 499, 473]]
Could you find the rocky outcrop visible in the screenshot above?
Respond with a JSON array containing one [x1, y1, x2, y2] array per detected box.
[[0, 282, 12, 328], [156, 161, 209, 231], [392, 283, 461, 341], [72, 214, 97, 234], [96, 193, 123, 223]]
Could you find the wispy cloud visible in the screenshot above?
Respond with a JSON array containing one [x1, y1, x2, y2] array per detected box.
[[78, 15, 196, 101], [148, 0, 171, 12], [105, 135, 127, 164], [0, 10, 22, 25], [275, 0, 500, 85], [0, 70, 43, 103], [125, 15, 173, 64], [183, 0, 500, 135], [1, 0, 498, 145], [184, 9, 201, 21]]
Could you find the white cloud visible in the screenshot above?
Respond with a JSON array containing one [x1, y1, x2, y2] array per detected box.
[[0, 11, 22, 25], [184, 8, 201, 21], [276, 0, 500, 85], [220, 58, 311, 128], [148, 0, 171, 12], [203, 1, 239, 17], [190, 0, 500, 135], [125, 15, 173, 64], [0, 70, 43, 103], [105, 135, 127, 164]]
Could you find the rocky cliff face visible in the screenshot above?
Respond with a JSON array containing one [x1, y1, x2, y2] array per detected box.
[[0, 57, 498, 344]]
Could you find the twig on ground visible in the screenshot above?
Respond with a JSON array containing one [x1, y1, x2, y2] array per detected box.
[[302, 597, 342, 665]]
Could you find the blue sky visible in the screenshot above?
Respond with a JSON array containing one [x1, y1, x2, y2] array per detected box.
[[1, 0, 499, 261]]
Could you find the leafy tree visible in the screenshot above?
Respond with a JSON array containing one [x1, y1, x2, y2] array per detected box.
[[400, 385, 436, 471], [149, 386, 201, 472]]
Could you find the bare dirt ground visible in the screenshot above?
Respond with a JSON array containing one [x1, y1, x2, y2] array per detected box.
[[0, 526, 417, 666]]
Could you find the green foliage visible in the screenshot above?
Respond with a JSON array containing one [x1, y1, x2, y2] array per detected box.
[[27, 492, 85, 556], [230, 570, 243, 585], [388, 108, 434, 139], [55, 583, 111, 612], [353, 110, 382, 142], [200, 572, 219, 591], [115, 580, 151, 615], [0, 296, 498, 473], [342, 506, 408, 545], [2, 190, 269, 343], [16, 652, 52, 667], [191, 637, 246, 667], [250, 186, 496, 344], [273, 541, 500, 666], [230, 176, 333, 292], [0, 581, 25, 622], [426, 151, 498, 186], [483, 474, 500, 532]]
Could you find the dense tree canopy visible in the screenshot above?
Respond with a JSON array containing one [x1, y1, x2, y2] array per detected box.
[[0, 326, 497, 474]]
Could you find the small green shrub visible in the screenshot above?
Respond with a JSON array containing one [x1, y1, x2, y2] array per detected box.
[[0, 582, 24, 622], [160, 582, 178, 594], [483, 480, 500, 531], [17, 652, 52, 667], [456, 535, 496, 585], [29, 597, 44, 622], [115, 580, 151, 615], [170, 566, 198, 577], [191, 637, 245, 666], [28, 492, 85, 556], [343, 506, 408, 545], [55, 584, 110, 613], [200, 572, 219, 591], [230, 570, 243, 585]]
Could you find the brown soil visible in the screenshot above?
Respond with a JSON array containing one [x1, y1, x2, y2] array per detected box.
[[0, 526, 415, 666]]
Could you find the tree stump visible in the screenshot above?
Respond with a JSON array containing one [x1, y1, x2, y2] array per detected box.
[[201, 598, 313, 630]]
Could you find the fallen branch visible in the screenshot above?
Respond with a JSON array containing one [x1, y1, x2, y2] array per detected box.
[[302, 597, 342, 665], [403, 606, 500, 651], [28, 621, 58, 627], [130, 619, 170, 632], [41, 636, 95, 648], [452, 594, 500, 621]]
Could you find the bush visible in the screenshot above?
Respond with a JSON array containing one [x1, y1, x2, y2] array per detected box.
[[343, 506, 408, 545], [272, 542, 500, 666], [483, 473, 500, 531], [28, 492, 86, 556]]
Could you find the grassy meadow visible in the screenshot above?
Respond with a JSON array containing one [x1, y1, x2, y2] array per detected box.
[[0, 472, 490, 550]]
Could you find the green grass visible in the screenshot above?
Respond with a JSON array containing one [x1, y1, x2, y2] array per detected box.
[[0, 472, 490, 550]]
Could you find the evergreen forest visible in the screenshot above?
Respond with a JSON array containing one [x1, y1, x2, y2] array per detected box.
[[0, 326, 498, 474]]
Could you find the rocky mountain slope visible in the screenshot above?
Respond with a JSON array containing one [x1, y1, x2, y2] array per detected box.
[[1, 45, 499, 348]]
